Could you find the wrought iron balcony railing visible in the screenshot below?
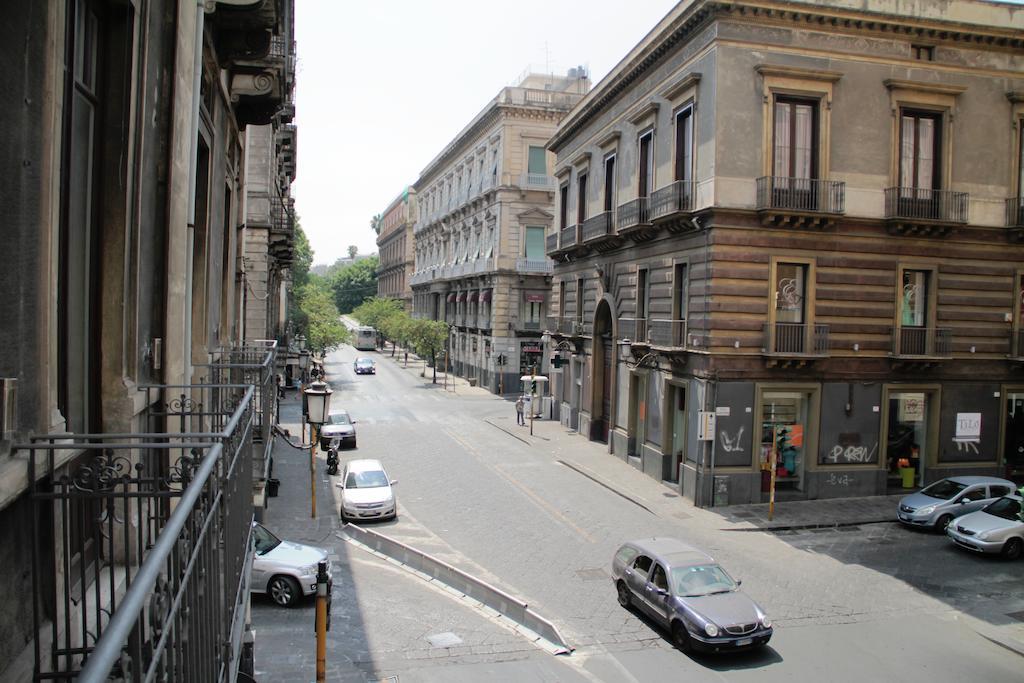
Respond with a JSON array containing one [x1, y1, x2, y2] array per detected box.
[[763, 322, 830, 355], [545, 316, 569, 335], [24, 382, 255, 682], [617, 317, 648, 344], [546, 231, 560, 254], [559, 224, 579, 250], [519, 173, 556, 191], [648, 319, 687, 348], [581, 211, 616, 242], [616, 197, 650, 231], [650, 181, 695, 220], [891, 326, 953, 358], [884, 188, 968, 223], [756, 177, 845, 214]]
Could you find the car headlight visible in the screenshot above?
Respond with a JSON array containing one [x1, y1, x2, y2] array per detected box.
[[301, 564, 318, 576], [916, 505, 936, 515], [761, 617, 772, 629], [704, 623, 719, 637], [975, 530, 992, 541]]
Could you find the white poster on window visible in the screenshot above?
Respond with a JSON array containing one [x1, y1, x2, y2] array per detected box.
[[954, 413, 981, 442], [898, 394, 925, 422]]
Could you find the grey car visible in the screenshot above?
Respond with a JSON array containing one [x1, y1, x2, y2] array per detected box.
[[897, 476, 1016, 531], [946, 494, 1024, 559], [319, 409, 356, 449], [611, 538, 772, 653], [251, 522, 330, 607]]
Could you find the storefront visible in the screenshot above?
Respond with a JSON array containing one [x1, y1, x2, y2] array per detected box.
[[1004, 387, 1024, 484], [883, 386, 938, 490], [520, 341, 543, 377], [756, 388, 816, 495]]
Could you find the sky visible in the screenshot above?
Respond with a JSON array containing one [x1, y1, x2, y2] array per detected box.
[[292, 0, 679, 266]]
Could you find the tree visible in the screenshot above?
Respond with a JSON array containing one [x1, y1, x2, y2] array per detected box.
[[352, 297, 404, 330], [347, 244, 359, 260], [409, 319, 449, 384], [297, 278, 349, 355], [370, 214, 382, 235], [330, 256, 379, 313]]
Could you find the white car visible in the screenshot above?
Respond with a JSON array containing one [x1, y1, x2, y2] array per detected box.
[[319, 410, 356, 449], [250, 522, 330, 607], [337, 459, 397, 523], [946, 494, 1024, 560]]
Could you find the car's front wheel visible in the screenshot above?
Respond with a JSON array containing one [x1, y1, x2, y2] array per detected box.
[[935, 514, 953, 532], [616, 581, 631, 608], [1002, 537, 1023, 560], [268, 575, 301, 607], [671, 621, 692, 653]]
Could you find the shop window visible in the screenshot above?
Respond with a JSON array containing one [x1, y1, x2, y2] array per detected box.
[[886, 391, 931, 489], [1004, 391, 1024, 480], [759, 390, 811, 492]]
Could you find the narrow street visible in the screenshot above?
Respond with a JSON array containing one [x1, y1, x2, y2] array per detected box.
[[253, 344, 1024, 682]]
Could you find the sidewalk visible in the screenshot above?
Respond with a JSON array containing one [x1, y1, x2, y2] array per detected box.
[[381, 348, 1024, 659]]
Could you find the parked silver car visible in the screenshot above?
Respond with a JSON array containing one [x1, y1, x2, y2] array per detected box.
[[611, 538, 772, 653], [897, 476, 1016, 531], [946, 494, 1024, 560], [251, 522, 330, 607], [319, 409, 356, 449], [337, 458, 397, 522]]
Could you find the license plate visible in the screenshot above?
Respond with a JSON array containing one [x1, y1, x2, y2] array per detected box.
[[734, 638, 753, 647]]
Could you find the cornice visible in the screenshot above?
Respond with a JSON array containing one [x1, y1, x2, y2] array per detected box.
[[755, 64, 842, 83], [884, 79, 967, 96]]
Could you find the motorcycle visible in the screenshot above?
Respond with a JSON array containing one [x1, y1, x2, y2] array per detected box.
[[325, 437, 340, 476]]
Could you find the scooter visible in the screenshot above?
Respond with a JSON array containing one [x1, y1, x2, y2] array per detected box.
[[325, 438, 340, 476]]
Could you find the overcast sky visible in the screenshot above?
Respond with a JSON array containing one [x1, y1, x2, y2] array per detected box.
[[292, 0, 679, 266]]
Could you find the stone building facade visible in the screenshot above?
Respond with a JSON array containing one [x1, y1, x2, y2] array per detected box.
[[0, 0, 297, 677], [377, 187, 418, 309], [544, 0, 1024, 505], [410, 72, 590, 393]]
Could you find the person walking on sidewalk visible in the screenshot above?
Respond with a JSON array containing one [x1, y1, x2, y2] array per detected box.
[[515, 395, 525, 425]]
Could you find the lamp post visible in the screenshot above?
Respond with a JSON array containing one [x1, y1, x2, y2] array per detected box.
[[299, 349, 310, 384], [303, 380, 332, 519]]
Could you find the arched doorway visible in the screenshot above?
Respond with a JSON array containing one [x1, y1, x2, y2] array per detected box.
[[590, 299, 613, 443]]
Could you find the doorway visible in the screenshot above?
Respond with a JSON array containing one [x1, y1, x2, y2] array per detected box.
[[667, 383, 686, 482], [1003, 389, 1024, 484], [591, 300, 613, 443]]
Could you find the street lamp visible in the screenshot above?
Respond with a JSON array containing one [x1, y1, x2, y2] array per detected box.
[[299, 349, 310, 383], [297, 334, 307, 352], [303, 380, 333, 519]]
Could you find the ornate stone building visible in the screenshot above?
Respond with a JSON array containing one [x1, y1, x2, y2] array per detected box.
[[376, 187, 418, 310], [410, 71, 590, 393], [0, 0, 297, 678], [544, 0, 1024, 505]]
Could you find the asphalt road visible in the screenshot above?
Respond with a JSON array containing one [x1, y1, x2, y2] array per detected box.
[[253, 344, 1024, 682]]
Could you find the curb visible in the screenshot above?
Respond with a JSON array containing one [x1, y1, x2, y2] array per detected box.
[[722, 519, 896, 533]]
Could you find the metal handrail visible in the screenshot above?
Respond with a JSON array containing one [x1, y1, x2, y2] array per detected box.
[[884, 187, 968, 223], [650, 180, 695, 219], [756, 177, 845, 214], [581, 211, 615, 241], [648, 319, 687, 347], [763, 322, 830, 354], [891, 326, 953, 357], [617, 317, 648, 343], [616, 197, 650, 230]]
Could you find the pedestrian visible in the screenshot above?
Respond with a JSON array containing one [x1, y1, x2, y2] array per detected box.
[[515, 395, 525, 425]]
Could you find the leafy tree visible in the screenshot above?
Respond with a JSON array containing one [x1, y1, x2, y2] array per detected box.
[[352, 297, 404, 329], [330, 256, 379, 313], [409, 319, 449, 384], [347, 244, 359, 259], [291, 222, 313, 289], [297, 278, 349, 355]]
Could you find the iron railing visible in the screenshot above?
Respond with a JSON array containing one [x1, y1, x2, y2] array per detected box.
[[891, 326, 953, 357], [516, 257, 553, 274], [25, 383, 255, 682], [546, 232, 560, 254], [617, 317, 648, 344], [648, 319, 687, 348], [559, 224, 578, 250], [650, 181, 695, 220], [519, 173, 556, 191], [756, 177, 845, 214], [581, 211, 615, 242], [270, 195, 293, 235], [545, 316, 570, 335], [763, 322, 830, 355], [1006, 197, 1024, 228], [884, 187, 968, 223], [616, 197, 650, 231]]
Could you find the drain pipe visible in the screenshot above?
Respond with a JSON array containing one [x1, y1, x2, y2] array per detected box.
[[184, 0, 205, 382]]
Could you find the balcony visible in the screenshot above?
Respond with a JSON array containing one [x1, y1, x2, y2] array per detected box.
[[756, 177, 845, 229], [516, 257, 553, 275], [22, 381, 256, 681], [884, 187, 968, 236], [890, 326, 953, 364], [616, 198, 656, 242], [581, 211, 621, 252], [560, 224, 580, 251], [650, 181, 697, 232], [617, 317, 648, 345], [519, 173, 556, 191], [648, 319, 688, 349], [762, 322, 830, 367], [1006, 197, 1024, 242], [546, 232, 560, 256]]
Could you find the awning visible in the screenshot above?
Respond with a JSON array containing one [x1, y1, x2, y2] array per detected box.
[[525, 293, 545, 303], [469, 291, 479, 303], [481, 289, 492, 303], [457, 292, 467, 302], [446, 292, 456, 303]]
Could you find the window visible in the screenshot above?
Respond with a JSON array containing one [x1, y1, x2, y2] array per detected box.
[[900, 270, 929, 327], [559, 183, 569, 228], [603, 154, 616, 212], [774, 263, 806, 325], [524, 226, 545, 261], [990, 485, 1012, 498], [1018, 117, 1024, 199], [674, 105, 694, 183], [558, 280, 566, 320], [575, 279, 584, 324], [651, 564, 668, 591], [528, 146, 547, 176], [899, 110, 942, 191], [672, 263, 688, 341], [632, 555, 653, 575], [636, 267, 649, 321], [773, 97, 818, 181], [577, 172, 588, 223], [912, 45, 934, 61], [638, 131, 654, 198]]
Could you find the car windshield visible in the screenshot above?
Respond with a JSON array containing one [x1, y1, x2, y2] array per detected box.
[[329, 413, 351, 425], [356, 359, 372, 366], [982, 497, 1023, 521], [345, 469, 389, 488], [920, 479, 967, 500], [671, 564, 738, 597], [252, 524, 281, 555]]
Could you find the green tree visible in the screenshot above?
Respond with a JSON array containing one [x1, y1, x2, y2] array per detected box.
[[347, 244, 359, 259], [297, 278, 349, 355], [409, 319, 449, 384], [330, 256, 379, 313]]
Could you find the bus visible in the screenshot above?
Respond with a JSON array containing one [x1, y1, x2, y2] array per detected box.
[[354, 326, 376, 351]]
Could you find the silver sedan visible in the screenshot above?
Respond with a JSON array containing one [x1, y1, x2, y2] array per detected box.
[[897, 476, 1016, 531], [946, 494, 1024, 560], [250, 522, 330, 607]]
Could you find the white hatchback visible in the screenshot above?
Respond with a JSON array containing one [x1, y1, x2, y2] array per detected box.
[[337, 459, 397, 523]]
